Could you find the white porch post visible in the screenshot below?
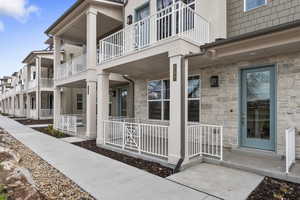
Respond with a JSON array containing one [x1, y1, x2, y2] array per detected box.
[[35, 57, 41, 119], [53, 87, 61, 129], [20, 94, 24, 116], [96, 71, 109, 145], [86, 81, 97, 138], [168, 55, 185, 164], [53, 36, 61, 128], [26, 93, 30, 118], [85, 7, 98, 138]]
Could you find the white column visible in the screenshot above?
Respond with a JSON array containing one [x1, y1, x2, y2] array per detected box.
[[35, 57, 41, 119], [86, 7, 98, 70], [96, 71, 110, 145], [86, 81, 97, 138], [26, 93, 30, 118], [53, 87, 61, 129], [85, 7, 98, 139], [53, 36, 61, 80], [20, 94, 24, 116], [168, 55, 186, 164]]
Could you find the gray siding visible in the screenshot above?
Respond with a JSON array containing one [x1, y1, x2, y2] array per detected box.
[[227, 0, 300, 38]]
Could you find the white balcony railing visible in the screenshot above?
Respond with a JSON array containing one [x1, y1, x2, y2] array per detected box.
[[99, 1, 209, 63], [27, 80, 37, 90], [286, 127, 296, 174], [56, 54, 87, 80], [188, 123, 223, 160], [103, 119, 169, 159], [40, 78, 54, 88]]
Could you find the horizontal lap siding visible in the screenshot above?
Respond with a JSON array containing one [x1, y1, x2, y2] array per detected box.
[[227, 0, 300, 38]]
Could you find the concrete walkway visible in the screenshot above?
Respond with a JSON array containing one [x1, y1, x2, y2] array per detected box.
[[0, 116, 215, 200], [168, 163, 264, 200]]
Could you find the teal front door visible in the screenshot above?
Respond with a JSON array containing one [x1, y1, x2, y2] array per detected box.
[[240, 66, 276, 151]]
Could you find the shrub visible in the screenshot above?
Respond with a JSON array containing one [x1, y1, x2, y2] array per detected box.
[[45, 125, 66, 138]]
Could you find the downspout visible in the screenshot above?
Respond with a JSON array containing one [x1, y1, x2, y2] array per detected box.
[[122, 75, 135, 118]]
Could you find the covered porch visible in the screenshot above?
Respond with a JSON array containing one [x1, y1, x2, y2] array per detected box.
[[54, 80, 87, 138], [97, 50, 224, 165]]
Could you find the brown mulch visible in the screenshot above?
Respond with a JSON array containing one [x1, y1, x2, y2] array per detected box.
[[73, 140, 173, 178], [16, 119, 53, 125], [248, 177, 300, 200]]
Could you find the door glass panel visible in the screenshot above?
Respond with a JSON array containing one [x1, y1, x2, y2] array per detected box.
[[119, 89, 128, 117], [246, 71, 270, 140]]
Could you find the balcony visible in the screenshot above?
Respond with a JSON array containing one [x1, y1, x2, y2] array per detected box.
[[40, 78, 54, 89], [98, 1, 209, 64], [56, 54, 87, 81]]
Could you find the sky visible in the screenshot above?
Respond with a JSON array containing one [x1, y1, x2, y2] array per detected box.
[[0, 0, 76, 77]]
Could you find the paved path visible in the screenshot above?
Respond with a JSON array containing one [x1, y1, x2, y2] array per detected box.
[[168, 163, 264, 200], [60, 136, 89, 143], [0, 116, 215, 200]]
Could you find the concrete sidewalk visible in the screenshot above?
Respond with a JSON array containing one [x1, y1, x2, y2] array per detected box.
[[0, 116, 216, 200], [168, 163, 264, 200]]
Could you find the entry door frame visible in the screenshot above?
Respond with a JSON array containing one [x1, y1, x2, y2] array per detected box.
[[239, 64, 277, 152]]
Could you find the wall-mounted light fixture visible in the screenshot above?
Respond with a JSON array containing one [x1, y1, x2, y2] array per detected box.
[[210, 76, 219, 88]]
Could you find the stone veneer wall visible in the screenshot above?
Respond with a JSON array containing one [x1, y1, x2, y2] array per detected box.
[[193, 52, 300, 157], [131, 52, 300, 157], [227, 0, 300, 38]]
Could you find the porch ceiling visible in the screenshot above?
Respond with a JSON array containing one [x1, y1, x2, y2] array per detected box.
[[104, 53, 170, 80], [57, 80, 86, 88], [59, 13, 122, 43]]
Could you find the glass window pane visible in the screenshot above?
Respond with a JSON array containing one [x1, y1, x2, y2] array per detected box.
[[163, 101, 170, 120], [188, 100, 199, 122], [246, 70, 271, 140], [163, 80, 170, 100], [188, 76, 200, 98], [148, 80, 162, 100], [246, 0, 266, 11], [149, 101, 162, 120]]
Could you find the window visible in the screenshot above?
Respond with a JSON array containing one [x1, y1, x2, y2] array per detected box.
[[188, 76, 201, 122], [244, 0, 267, 11], [76, 94, 83, 110], [148, 80, 170, 120], [147, 76, 200, 122]]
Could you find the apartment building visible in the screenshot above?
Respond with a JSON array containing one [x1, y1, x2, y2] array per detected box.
[[44, 0, 300, 170], [0, 50, 54, 120]]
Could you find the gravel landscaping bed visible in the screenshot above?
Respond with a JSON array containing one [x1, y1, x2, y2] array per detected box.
[[248, 177, 300, 200], [73, 140, 173, 178], [16, 119, 53, 125], [0, 128, 94, 200]]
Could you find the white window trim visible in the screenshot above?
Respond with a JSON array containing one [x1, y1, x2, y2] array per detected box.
[[244, 0, 267, 12], [147, 79, 170, 121], [147, 75, 201, 122]]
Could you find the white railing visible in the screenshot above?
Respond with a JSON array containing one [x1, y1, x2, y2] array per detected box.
[[103, 120, 169, 159], [27, 80, 37, 90], [56, 54, 87, 80], [40, 109, 53, 118], [57, 114, 85, 136], [99, 1, 209, 63], [286, 127, 296, 174], [188, 124, 223, 160], [40, 78, 54, 88], [29, 109, 36, 119]]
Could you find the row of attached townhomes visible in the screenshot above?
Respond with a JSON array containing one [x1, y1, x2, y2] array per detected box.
[[1, 0, 300, 176], [0, 50, 54, 120]]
